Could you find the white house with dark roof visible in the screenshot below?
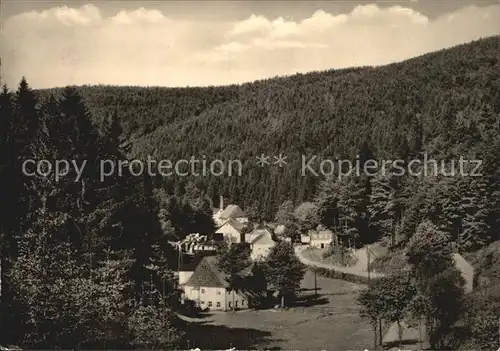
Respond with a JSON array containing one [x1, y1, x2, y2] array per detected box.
[[182, 256, 250, 311], [215, 218, 245, 243]]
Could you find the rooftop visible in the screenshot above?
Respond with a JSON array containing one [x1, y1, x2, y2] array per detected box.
[[185, 256, 229, 288], [220, 204, 246, 219], [218, 218, 246, 232], [185, 255, 255, 289]]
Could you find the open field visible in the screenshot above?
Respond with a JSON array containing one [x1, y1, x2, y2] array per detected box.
[[185, 270, 374, 350]]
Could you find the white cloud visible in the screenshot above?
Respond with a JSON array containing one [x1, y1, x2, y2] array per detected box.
[[1, 3, 499, 88], [111, 7, 165, 24]]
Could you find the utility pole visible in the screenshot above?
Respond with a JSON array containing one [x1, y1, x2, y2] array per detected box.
[[419, 316, 423, 350], [314, 269, 318, 300], [366, 246, 371, 285], [177, 242, 182, 273]]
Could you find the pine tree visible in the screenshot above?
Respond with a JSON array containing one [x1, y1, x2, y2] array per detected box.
[[458, 177, 490, 251], [0, 85, 16, 343], [314, 176, 341, 229], [274, 200, 294, 224], [7, 80, 182, 348], [337, 174, 371, 247], [263, 241, 305, 307], [406, 220, 465, 349], [368, 174, 396, 244]]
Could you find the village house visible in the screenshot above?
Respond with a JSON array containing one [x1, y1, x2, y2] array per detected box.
[[215, 218, 245, 243], [249, 227, 277, 261], [182, 256, 250, 311], [219, 204, 248, 225], [245, 224, 272, 243], [300, 233, 311, 244], [179, 233, 218, 255], [308, 227, 335, 249], [212, 197, 248, 227]]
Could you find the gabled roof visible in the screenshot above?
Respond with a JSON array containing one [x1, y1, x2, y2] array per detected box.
[[251, 232, 276, 245], [220, 204, 246, 219], [185, 255, 255, 289], [245, 224, 273, 243], [185, 256, 228, 288], [179, 262, 198, 272], [250, 225, 276, 245], [249, 224, 273, 238], [217, 218, 245, 232]]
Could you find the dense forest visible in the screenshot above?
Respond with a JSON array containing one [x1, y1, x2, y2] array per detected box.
[[36, 36, 500, 249], [37, 36, 500, 223], [1, 35, 499, 349], [0, 80, 217, 348]]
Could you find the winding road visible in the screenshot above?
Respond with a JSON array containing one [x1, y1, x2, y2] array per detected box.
[[294, 245, 384, 279]]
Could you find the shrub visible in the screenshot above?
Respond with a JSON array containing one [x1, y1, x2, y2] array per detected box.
[[369, 248, 407, 275], [322, 245, 358, 266], [309, 266, 381, 285]]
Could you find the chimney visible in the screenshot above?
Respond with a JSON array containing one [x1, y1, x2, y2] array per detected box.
[[219, 195, 224, 210]]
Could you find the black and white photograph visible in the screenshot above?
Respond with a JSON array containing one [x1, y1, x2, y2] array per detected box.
[[1, 0, 500, 350]]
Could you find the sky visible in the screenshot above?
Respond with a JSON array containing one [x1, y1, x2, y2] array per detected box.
[[1, 0, 499, 89]]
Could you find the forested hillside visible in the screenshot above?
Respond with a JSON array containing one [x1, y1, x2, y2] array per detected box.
[[38, 36, 500, 223], [2, 33, 500, 351]]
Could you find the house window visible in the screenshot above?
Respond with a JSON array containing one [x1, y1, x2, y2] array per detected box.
[[235, 301, 238, 307], [228, 302, 232, 308], [201, 301, 205, 305], [201, 288, 205, 294], [217, 290, 221, 295], [208, 301, 213, 307], [216, 302, 221, 308], [242, 300, 245, 306], [320, 243, 325, 249]]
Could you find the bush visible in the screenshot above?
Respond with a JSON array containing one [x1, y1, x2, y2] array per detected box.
[[322, 245, 357, 267], [459, 289, 500, 349], [310, 266, 381, 285], [181, 299, 201, 317], [249, 291, 278, 309], [369, 248, 407, 275]]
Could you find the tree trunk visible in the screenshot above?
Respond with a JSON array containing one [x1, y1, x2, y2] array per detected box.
[[379, 318, 383, 346], [397, 319, 403, 346], [281, 294, 285, 308], [373, 320, 378, 350]]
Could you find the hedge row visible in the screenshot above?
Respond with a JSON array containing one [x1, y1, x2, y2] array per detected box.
[[309, 266, 382, 285]]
